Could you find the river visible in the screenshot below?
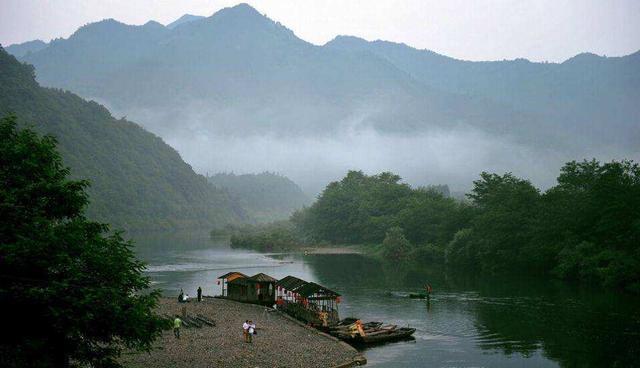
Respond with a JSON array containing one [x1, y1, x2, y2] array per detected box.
[[133, 231, 640, 367]]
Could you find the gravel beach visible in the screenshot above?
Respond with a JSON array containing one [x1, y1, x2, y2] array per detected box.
[[121, 297, 366, 368]]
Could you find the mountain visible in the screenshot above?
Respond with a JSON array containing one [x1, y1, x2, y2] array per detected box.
[[0, 47, 247, 230], [12, 4, 527, 138], [8, 3, 640, 191], [325, 36, 640, 149], [5, 40, 48, 58], [207, 172, 311, 222], [166, 14, 205, 29]]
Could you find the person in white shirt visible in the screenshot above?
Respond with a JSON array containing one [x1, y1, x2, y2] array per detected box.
[[242, 320, 250, 343]]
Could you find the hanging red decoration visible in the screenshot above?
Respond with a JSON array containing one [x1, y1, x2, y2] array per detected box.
[[336, 296, 341, 303], [217, 280, 220, 285]]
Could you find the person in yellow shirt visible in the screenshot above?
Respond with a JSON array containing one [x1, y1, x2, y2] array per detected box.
[[173, 315, 182, 339]]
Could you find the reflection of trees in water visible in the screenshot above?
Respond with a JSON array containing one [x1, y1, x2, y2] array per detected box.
[[305, 254, 449, 290], [130, 230, 224, 260], [472, 281, 640, 367], [308, 255, 640, 367]]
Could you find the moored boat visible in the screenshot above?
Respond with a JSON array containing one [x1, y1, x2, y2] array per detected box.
[[360, 327, 416, 344], [329, 319, 416, 345]]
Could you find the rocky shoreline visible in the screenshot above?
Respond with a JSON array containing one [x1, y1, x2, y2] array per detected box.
[[121, 297, 366, 368]]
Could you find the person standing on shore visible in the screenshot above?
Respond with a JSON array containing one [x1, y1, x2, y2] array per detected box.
[[197, 286, 202, 302], [173, 315, 182, 339], [248, 320, 256, 343], [178, 289, 184, 303], [242, 320, 250, 342]]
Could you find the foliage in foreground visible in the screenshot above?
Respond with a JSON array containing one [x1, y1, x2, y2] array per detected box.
[[0, 115, 167, 368]]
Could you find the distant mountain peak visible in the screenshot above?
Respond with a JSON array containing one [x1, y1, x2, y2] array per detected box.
[[212, 3, 266, 22], [143, 20, 165, 29], [166, 14, 205, 29], [5, 39, 48, 58], [562, 52, 605, 64], [202, 2, 299, 42], [325, 35, 367, 46]]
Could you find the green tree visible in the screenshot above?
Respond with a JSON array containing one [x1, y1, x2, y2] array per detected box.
[[382, 226, 412, 261], [0, 115, 166, 368], [544, 160, 640, 290], [466, 172, 541, 272], [303, 171, 412, 244]]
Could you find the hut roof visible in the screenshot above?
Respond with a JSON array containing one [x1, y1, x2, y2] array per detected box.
[[276, 276, 340, 298], [276, 275, 308, 291], [217, 271, 248, 279], [296, 282, 340, 298], [248, 273, 278, 283]]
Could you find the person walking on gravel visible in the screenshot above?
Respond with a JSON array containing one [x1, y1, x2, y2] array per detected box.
[[173, 315, 182, 339], [243, 320, 250, 342]]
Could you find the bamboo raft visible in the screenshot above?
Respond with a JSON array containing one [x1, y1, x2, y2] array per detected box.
[[163, 313, 216, 329], [328, 319, 416, 345]]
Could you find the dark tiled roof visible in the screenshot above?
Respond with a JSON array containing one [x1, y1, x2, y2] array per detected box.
[[276, 275, 307, 291], [296, 282, 340, 298], [276, 276, 340, 298]]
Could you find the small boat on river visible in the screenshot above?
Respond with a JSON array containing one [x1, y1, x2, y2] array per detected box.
[[329, 319, 416, 345]]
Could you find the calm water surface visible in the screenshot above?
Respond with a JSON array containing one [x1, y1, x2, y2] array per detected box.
[[133, 232, 640, 368]]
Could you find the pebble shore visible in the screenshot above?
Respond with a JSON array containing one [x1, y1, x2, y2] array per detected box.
[[121, 297, 366, 368]]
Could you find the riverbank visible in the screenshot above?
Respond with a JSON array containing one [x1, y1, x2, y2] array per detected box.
[[300, 245, 364, 255], [120, 297, 366, 368]]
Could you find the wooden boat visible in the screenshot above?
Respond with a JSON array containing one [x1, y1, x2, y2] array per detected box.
[[329, 320, 382, 331], [359, 327, 416, 344]]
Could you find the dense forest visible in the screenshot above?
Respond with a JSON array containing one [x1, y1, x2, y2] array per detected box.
[[229, 161, 640, 292], [0, 47, 248, 230], [207, 172, 310, 222]]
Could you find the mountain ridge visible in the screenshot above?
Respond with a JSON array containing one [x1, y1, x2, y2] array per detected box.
[[6, 3, 639, 192]]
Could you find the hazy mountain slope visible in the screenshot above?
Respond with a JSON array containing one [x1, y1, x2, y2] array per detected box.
[[0, 47, 247, 230], [325, 36, 640, 148], [5, 40, 48, 58], [17, 4, 529, 138], [208, 172, 311, 222], [166, 14, 205, 29]]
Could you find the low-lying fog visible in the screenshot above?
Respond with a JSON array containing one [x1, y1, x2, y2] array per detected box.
[[105, 101, 638, 197]]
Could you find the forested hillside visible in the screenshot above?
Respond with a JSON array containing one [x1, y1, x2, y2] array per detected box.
[[207, 172, 310, 222], [0, 47, 247, 230]]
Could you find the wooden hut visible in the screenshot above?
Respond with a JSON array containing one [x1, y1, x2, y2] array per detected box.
[[226, 272, 277, 306], [276, 275, 341, 326], [217, 271, 247, 297]]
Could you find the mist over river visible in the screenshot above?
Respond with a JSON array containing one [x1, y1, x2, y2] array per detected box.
[[133, 232, 640, 368]]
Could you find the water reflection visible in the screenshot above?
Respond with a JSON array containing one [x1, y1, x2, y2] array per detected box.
[[131, 232, 640, 368]]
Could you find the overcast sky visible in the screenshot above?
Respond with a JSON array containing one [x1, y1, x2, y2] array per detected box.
[[1, 0, 639, 62]]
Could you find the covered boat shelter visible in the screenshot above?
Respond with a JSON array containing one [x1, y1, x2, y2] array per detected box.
[[276, 275, 341, 326]]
